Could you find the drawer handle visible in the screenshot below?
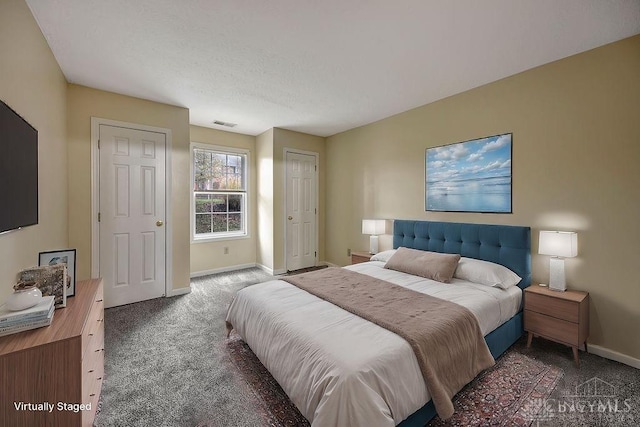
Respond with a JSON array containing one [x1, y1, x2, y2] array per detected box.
[[89, 333, 94, 336], [96, 299, 103, 302], [89, 393, 95, 397], [97, 377, 102, 380], [88, 369, 94, 373]]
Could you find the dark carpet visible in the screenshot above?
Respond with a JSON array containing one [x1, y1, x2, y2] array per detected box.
[[95, 267, 640, 427], [94, 268, 274, 427]]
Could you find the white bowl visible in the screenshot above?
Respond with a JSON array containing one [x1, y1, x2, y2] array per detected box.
[[6, 287, 43, 311]]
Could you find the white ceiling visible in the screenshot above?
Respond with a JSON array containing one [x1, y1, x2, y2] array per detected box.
[[26, 0, 640, 137]]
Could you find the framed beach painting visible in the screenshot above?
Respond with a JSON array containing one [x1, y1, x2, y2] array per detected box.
[[426, 133, 512, 213]]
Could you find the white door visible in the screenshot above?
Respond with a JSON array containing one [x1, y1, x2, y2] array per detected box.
[[99, 125, 166, 308], [286, 151, 317, 271]]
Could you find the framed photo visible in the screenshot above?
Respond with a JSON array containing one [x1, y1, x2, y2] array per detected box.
[[39, 249, 77, 297], [425, 133, 512, 213]]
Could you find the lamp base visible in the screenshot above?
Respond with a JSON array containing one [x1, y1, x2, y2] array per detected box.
[[369, 235, 379, 255], [548, 257, 566, 292]]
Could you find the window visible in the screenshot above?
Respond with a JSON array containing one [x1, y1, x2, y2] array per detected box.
[[192, 144, 248, 240]]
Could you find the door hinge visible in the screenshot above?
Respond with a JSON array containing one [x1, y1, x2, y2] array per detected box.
[[98, 212, 101, 222], [98, 139, 100, 149], [315, 165, 317, 171], [315, 208, 317, 214], [315, 251, 317, 258]]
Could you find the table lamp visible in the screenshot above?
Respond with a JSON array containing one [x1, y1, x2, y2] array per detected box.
[[538, 230, 578, 291], [362, 219, 386, 254]]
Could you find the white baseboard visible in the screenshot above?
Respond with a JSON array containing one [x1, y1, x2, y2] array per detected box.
[[588, 344, 640, 369], [167, 287, 191, 297], [256, 264, 273, 275], [190, 263, 257, 278], [323, 261, 339, 267], [256, 264, 286, 276]]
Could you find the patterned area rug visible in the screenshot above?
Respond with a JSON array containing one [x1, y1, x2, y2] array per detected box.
[[225, 334, 563, 427], [225, 333, 309, 426], [428, 351, 563, 426]]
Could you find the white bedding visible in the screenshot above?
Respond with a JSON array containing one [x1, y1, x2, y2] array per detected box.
[[226, 261, 522, 426]]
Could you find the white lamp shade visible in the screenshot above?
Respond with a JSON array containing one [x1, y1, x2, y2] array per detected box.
[[538, 231, 578, 258], [362, 219, 386, 235]]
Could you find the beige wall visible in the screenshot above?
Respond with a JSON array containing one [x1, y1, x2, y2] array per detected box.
[[66, 84, 191, 291], [189, 125, 257, 274], [256, 129, 275, 270], [0, 0, 68, 303], [326, 35, 640, 360]]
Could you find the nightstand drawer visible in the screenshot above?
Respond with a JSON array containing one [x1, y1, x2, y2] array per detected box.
[[351, 255, 370, 264], [525, 310, 579, 346], [351, 251, 373, 264], [526, 291, 579, 322]]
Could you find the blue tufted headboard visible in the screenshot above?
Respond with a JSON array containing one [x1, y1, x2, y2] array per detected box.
[[393, 220, 531, 289]]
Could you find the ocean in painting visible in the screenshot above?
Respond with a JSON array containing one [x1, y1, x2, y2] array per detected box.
[[426, 134, 512, 213], [426, 175, 511, 212]]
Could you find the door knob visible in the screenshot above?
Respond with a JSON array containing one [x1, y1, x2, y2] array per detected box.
[[156, 220, 164, 227], [288, 216, 293, 220]]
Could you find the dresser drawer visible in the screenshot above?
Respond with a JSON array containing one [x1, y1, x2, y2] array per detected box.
[[82, 346, 104, 401], [82, 389, 101, 427], [80, 279, 104, 422], [83, 302, 103, 339], [525, 310, 580, 346], [82, 299, 104, 355], [526, 291, 579, 322], [81, 348, 103, 427], [82, 398, 99, 427], [83, 322, 104, 361]]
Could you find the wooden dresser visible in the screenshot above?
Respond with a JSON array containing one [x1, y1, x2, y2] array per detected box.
[[524, 284, 589, 367], [0, 279, 104, 427]]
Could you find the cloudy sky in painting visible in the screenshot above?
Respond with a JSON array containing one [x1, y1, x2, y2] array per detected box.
[[426, 134, 512, 187]]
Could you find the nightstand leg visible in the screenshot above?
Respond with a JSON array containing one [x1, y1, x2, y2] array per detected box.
[[572, 347, 580, 368], [584, 341, 588, 354], [527, 331, 533, 348]]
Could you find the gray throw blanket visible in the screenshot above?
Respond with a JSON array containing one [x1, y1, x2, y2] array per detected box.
[[281, 267, 495, 419]]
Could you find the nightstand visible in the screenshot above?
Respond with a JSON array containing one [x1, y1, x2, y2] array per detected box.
[[351, 251, 373, 264], [524, 284, 589, 367]]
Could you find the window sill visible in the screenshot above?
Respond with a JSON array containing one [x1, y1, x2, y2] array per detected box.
[[192, 233, 250, 244]]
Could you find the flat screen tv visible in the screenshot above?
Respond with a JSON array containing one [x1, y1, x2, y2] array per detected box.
[[0, 99, 38, 234]]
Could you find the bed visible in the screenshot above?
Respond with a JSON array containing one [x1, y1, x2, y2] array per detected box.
[[226, 220, 531, 426]]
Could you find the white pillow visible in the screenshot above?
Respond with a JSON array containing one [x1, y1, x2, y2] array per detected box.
[[369, 249, 397, 262], [454, 257, 521, 289]]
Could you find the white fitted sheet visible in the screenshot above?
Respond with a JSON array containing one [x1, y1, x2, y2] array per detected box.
[[226, 262, 522, 426]]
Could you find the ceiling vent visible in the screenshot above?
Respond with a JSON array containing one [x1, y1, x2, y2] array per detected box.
[[212, 120, 237, 128]]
